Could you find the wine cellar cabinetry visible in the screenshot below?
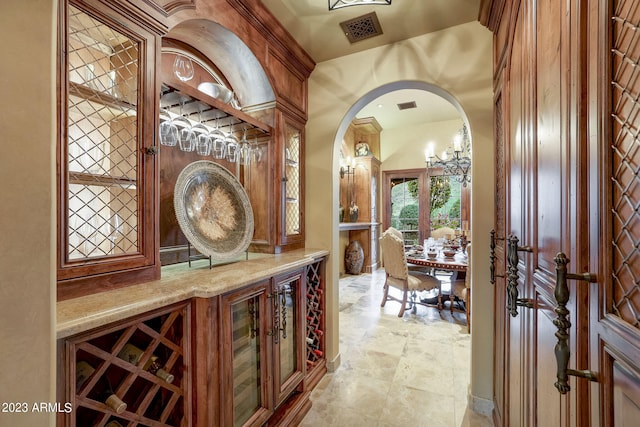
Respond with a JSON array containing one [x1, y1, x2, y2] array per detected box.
[[304, 258, 326, 388], [220, 271, 307, 426], [60, 302, 191, 426]]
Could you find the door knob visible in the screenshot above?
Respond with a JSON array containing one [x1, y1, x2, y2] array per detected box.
[[553, 252, 598, 393]]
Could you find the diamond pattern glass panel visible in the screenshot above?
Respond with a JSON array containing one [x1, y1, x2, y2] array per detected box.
[[285, 125, 301, 236], [611, 0, 640, 329], [66, 5, 139, 260]]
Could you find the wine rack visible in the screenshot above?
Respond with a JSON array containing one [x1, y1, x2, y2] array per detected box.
[[63, 302, 191, 426], [305, 259, 326, 385]]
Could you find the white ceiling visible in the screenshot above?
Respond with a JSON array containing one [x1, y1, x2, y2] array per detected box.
[[260, 0, 480, 130]]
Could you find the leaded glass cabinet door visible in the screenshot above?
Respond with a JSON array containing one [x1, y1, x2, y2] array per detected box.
[[58, 0, 159, 299], [221, 281, 272, 427], [272, 272, 305, 406], [278, 112, 305, 247]]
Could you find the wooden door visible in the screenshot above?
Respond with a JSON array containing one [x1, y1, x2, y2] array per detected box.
[[488, 0, 640, 425], [220, 280, 273, 427], [272, 271, 305, 406], [588, 0, 640, 425]]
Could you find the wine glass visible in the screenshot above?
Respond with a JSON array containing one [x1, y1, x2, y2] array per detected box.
[[238, 128, 252, 166], [193, 123, 211, 156], [251, 136, 263, 163], [173, 55, 194, 82], [210, 118, 227, 159], [173, 100, 195, 152], [225, 126, 239, 163], [159, 109, 178, 147], [105, 213, 124, 254]]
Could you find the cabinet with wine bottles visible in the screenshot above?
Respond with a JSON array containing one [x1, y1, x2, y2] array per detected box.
[[304, 258, 327, 389], [59, 301, 191, 426]]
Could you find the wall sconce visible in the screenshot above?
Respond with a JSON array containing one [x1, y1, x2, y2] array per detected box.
[[340, 156, 356, 179]]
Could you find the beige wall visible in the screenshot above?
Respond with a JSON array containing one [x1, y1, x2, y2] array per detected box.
[[380, 118, 464, 171], [0, 0, 56, 426], [305, 21, 495, 408]]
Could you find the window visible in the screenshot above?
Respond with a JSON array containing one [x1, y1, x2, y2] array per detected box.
[[383, 169, 470, 246], [429, 175, 462, 231]]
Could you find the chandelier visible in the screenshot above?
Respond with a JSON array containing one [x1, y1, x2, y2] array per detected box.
[[329, 0, 392, 10], [425, 124, 472, 187]]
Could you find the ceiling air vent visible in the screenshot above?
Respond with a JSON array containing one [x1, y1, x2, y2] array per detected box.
[[397, 101, 417, 110], [340, 12, 384, 44]]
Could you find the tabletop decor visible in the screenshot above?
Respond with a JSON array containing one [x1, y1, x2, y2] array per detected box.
[[174, 160, 254, 261]]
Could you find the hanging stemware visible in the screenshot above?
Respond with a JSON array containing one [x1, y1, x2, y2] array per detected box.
[[238, 127, 252, 166], [225, 123, 239, 163], [210, 117, 227, 160], [174, 99, 195, 152], [159, 107, 178, 147], [193, 109, 211, 156], [251, 136, 263, 163]]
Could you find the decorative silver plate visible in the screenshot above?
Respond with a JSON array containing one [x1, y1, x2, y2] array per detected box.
[[174, 160, 254, 261]]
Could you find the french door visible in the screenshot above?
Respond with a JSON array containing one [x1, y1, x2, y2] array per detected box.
[[492, 0, 640, 425]]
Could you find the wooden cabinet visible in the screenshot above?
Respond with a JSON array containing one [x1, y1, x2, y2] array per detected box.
[[304, 258, 327, 388], [220, 280, 273, 427], [58, 254, 327, 427], [220, 270, 307, 426], [276, 112, 305, 250], [353, 155, 380, 224], [57, 0, 162, 300], [58, 302, 191, 426]]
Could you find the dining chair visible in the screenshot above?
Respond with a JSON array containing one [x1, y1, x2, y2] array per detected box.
[[430, 226, 456, 240], [449, 243, 471, 332], [379, 228, 441, 317]]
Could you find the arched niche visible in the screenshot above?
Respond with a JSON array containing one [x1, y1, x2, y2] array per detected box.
[[165, 19, 275, 109], [333, 80, 471, 147]]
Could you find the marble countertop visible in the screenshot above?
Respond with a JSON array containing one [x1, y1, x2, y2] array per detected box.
[[57, 248, 329, 339]]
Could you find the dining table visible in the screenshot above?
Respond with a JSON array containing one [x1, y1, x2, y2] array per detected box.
[[405, 250, 468, 309]]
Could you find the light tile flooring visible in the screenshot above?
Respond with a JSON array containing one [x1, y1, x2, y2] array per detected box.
[[300, 270, 494, 427]]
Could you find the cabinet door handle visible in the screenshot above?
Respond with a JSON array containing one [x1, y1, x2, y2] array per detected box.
[[506, 235, 535, 317], [280, 286, 288, 340], [552, 252, 598, 393], [271, 287, 280, 344], [145, 146, 159, 155]]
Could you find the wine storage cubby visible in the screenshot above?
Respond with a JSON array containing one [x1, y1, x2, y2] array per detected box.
[[305, 258, 326, 387], [62, 302, 191, 426]]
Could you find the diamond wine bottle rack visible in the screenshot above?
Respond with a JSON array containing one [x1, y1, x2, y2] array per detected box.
[[63, 302, 191, 427], [305, 259, 325, 380]]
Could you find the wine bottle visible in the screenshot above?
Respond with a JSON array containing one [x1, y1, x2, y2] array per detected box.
[[76, 361, 127, 414], [76, 360, 95, 390], [117, 343, 175, 383]]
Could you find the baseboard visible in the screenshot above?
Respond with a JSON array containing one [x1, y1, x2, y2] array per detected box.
[[326, 352, 341, 373], [468, 393, 494, 417]]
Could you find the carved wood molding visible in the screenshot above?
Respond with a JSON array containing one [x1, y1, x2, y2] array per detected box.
[[226, 0, 315, 77], [478, 0, 506, 32]]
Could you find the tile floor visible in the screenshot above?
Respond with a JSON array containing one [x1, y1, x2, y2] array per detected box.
[[300, 270, 494, 427]]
